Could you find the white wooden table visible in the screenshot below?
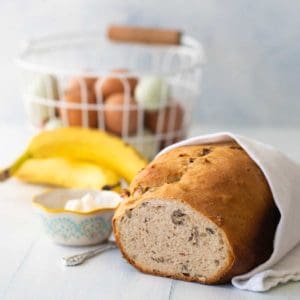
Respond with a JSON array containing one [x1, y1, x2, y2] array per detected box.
[[0, 124, 300, 300]]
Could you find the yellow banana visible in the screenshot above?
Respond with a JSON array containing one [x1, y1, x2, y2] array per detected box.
[[0, 127, 147, 183], [16, 157, 120, 190]]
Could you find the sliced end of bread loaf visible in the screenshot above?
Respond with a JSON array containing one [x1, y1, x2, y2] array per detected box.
[[114, 199, 234, 284]]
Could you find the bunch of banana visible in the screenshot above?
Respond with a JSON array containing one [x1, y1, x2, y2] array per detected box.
[[16, 158, 120, 190], [0, 127, 148, 189]]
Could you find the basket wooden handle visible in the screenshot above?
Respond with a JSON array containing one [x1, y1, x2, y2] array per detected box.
[[107, 25, 181, 45]]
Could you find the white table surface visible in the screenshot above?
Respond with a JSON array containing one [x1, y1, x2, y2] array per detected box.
[[0, 124, 300, 300]]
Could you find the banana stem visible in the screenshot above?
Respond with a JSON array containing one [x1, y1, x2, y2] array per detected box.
[[102, 182, 121, 191], [0, 152, 30, 182], [0, 169, 10, 181]]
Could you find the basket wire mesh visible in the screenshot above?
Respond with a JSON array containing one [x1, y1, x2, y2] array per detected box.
[[17, 31, 204, 159]]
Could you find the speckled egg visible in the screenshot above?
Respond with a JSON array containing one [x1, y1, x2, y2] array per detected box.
[[135, 76, 169, 110]]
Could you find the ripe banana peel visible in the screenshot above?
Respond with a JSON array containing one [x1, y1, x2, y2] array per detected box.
[[0, 127, 148, 183], [15, 157, 120, 190]]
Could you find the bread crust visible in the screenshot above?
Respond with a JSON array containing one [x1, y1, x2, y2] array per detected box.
[[113, 142, 279, 284]]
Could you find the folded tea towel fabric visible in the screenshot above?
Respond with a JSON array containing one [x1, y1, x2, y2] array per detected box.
[[159, 132, 300, 292]]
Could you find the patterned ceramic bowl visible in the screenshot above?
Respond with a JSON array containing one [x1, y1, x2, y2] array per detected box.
[[32, 189, 121, 246]]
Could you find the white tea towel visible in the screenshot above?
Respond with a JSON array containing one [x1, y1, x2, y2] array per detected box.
[[159, 132, 300, 292]]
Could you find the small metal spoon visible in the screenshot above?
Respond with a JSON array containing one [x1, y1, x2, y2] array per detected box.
[[62, 241, 117, 266]]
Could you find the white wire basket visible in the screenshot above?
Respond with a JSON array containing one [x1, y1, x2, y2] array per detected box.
[[16, 27, 205, 159]]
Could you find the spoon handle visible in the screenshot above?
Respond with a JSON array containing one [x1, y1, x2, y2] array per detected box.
[[62, 241, 117, 266]]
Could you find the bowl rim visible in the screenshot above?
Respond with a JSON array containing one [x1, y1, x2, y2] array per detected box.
[[32, 188, 120, 215]]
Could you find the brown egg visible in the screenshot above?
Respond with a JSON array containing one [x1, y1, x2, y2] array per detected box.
[[145, 102, 184, 134], [66, 76, 98, 100], [104, 93, 138, 136], [60, 77, 98, 128], [96, 69, 138, 100]]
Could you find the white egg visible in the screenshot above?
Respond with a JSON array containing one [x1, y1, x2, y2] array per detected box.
[[27, 101, 49, 127], [28, 74, 59, 99], [27, 74, 59, 127], [135, 76, 169, 110]]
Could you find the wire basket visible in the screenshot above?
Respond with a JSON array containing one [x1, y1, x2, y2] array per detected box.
[[16, 26, 205, 159]]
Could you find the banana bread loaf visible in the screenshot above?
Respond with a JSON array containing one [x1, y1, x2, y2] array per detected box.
[[113, 142, 280, 284]]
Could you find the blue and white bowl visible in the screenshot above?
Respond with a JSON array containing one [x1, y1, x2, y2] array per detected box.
[[32, 189, 121, 246]]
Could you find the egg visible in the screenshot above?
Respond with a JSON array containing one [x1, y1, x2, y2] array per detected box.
[[60, 77, 98, 128], [95, 69, 138, 100], [27, 74, 59, 127], [145, 102, 184, 134], [28, 74, 59, 100], [135, 76, 169, 110], [104, 93, 138, 136], [27, 101, 50, 128]]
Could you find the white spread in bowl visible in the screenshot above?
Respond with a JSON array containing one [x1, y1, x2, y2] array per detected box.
[[64, 191, 121, 212]]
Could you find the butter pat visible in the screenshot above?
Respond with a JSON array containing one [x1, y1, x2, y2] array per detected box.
[[64, 191, 121, 212]]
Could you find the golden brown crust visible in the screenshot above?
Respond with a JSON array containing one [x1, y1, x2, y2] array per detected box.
[[113, 142, 279, 284]]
